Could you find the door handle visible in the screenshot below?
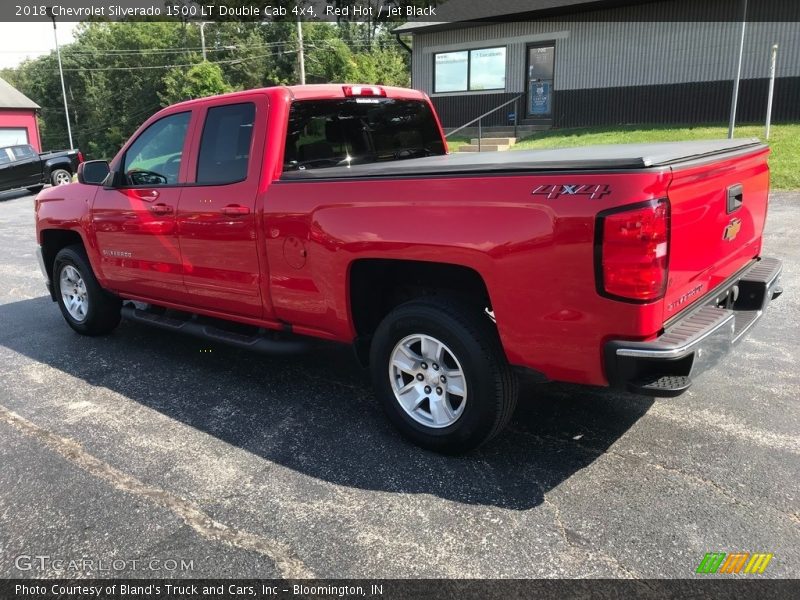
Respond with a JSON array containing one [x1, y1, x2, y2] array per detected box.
[[221, 204, 250, 216], [149, 203, 173, 215]]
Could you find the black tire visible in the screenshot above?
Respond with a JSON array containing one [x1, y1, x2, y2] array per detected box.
[[50, 168, 72, 186], [369, 297, 518, 454], [53, 245, 121, 336], [26, 184, 44, 194]]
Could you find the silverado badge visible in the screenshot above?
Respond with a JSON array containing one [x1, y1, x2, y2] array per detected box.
[[723, 218, 742, 242]]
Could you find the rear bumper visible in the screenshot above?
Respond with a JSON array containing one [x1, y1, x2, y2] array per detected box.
[[604, 257, 783, 397]]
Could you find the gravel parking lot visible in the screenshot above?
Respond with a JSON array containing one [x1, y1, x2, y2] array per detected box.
[[0, 189, 797, 579]]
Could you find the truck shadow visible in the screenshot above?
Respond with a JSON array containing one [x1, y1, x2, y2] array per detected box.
[[0, 189, 35, 202], [0, 296, 654, 511]]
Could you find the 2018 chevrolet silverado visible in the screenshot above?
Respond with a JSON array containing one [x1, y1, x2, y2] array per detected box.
[[1, 144, 82, 193], [33, 85, 782, 453]]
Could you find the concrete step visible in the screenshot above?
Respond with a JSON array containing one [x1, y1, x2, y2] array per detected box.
[[470, 137, 516, 145], [457, 144, 511, 152]]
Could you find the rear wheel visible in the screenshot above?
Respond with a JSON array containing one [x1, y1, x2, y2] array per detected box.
[[369, 297, 517, 453], [53, 245, 121, 336], [51, 169, 72, 186]]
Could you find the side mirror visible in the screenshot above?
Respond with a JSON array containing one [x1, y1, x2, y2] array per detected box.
[[77, 160, 111, 185]]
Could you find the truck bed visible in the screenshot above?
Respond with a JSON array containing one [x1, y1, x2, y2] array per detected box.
[[281, 139, 764, 180]]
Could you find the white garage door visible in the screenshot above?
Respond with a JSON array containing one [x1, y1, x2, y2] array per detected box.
[[0, 128, 29, 147]]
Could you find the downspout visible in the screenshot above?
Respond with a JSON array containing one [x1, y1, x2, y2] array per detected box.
[[395, 33, 412, 87], [395, 33, 412, 54]]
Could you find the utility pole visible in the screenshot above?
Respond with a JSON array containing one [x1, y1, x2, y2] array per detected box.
[[765, 44, 778, 140], [297, 20, 305, 85], [200, 21, 211, 61], [48, 9, 74, 150], [728, 0, 748, 139]]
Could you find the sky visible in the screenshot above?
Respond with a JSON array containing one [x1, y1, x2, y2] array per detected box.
[[0, 22, 79, 69]]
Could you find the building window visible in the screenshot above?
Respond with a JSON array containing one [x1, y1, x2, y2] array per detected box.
[[434, 47, 506, 93], [0, 127, 29, 147]]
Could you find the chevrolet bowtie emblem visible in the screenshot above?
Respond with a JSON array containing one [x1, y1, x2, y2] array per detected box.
[[723, 218, 742, 242]]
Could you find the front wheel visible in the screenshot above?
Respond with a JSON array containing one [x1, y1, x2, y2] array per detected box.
[[53, 245, 121, 336], [369, 297, 517, 453]]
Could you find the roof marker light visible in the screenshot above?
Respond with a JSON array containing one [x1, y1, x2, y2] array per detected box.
[[343, 85, 386, 97]]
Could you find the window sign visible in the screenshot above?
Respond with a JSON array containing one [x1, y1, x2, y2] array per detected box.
[[529, 81, 551, 115], [434, 51, 468, 92], [469, 47, 506, 91]]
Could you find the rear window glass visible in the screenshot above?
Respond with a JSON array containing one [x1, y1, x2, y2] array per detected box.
[[284, 98, 446, 171], [11, 145, 35, 159]]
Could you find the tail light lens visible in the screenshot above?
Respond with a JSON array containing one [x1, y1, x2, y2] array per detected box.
[[596, 199, 670, 302], [77, 151, 84, 163]]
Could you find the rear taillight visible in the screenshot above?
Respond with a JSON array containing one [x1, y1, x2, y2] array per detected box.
[[77, 151, 84, 163], [595, 199, 670, 302], [342, 85, 386, 97]]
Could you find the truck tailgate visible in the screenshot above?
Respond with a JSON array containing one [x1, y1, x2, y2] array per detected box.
[[664, 144, 770, 321]]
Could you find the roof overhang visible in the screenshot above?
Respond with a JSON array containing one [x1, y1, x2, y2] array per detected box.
[[393, 0, 657, 34]]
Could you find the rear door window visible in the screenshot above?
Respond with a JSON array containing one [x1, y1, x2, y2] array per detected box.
[[196, 103, 256, 185], [284, 98, 446, 171]]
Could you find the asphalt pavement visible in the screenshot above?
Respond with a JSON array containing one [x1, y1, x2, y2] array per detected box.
[[0, 188, 797, 578]]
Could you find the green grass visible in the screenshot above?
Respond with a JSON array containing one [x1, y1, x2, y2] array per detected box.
[[445, 136, 470, 152], [512, 123, 799, 190]]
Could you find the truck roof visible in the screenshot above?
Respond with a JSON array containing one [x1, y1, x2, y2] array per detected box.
[[165, 84, 427, 111], [281, 139, 766, 180]]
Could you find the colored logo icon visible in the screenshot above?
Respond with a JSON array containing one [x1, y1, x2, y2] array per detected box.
[[696, 552, 774, 574]]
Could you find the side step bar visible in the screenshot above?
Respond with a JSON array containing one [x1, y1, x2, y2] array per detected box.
[[121, 305, 311, 355]]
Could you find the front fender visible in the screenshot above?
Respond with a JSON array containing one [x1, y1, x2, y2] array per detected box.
[[35, 183, 105, 285]]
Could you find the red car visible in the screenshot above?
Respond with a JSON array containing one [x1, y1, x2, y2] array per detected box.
[[34, 84, 782, 453]]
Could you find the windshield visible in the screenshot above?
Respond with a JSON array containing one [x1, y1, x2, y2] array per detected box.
[[283, 98, 446, 171]]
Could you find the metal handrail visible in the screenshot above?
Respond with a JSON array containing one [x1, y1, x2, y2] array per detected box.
[[445, 94, 524, 152]]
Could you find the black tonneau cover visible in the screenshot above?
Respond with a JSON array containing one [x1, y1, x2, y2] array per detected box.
[[281, 139, 765, 181]]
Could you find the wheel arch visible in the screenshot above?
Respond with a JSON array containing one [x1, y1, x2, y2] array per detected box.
[[43, 158, 73, 178], [40, 229, 87, 296], [348, 258, 494, 365]]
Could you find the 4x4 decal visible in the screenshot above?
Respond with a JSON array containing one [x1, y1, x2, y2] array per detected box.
[[532, 184, 612, 200]]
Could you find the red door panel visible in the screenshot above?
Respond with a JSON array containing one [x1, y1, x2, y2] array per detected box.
[[91, 109, 194, 303], [176, 97, 267, 318], [92, 187, 186, 302]]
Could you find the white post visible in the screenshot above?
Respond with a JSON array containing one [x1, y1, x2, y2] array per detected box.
[[50, 15, 74, 150], [200, 21, 210, 61], [765, 44, 778, 140], [728, 0, 748, 139], [297, 20, 305, 85]]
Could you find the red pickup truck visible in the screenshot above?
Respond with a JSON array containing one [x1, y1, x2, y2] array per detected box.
[[34, 84, 782, 453]]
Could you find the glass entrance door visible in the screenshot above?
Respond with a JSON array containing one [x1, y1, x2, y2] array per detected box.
[[527, 44, 555, 118]]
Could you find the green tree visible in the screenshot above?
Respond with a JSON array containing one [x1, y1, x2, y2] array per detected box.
[[346, 46, 409, 86], [160, 61, 234, 104]]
